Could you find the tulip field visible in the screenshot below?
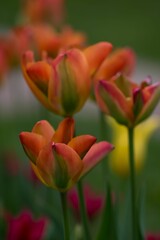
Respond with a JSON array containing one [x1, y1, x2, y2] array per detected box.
[[1, 0, 160, 240]]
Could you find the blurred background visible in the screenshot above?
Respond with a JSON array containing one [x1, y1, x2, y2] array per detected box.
[[1, 0, 160, 60], [0, 0, 160, 239]]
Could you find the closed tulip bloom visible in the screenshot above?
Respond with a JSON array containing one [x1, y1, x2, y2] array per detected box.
[[108, 116, 159, 177], [19, 118, 114, 191], [96, 75, 160, 127], [22, 48, 90, 116]]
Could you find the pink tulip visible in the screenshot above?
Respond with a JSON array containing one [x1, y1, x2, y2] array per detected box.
[[6, 210, 47, 240]]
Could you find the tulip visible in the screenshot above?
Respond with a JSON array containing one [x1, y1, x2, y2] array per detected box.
[[95, 75, 160, 127], [146, 233, 160, 240], [68, 185, 104, 220], [60, 26, 87, 49], [19, 118, 114, 191], [6, 210, 47, 240], [22, 48, 91, 116], [23, 0, 65, 27], [108, 116, 159, 177]]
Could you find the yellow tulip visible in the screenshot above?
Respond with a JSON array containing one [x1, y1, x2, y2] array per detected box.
[[108, 116, 159, 177]]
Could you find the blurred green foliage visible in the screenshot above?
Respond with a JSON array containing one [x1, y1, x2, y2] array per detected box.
[[1, 0, 160, 59]]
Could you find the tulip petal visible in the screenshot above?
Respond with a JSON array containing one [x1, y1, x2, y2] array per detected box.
[[83, 42, 112, 76], [26, 61, 51, 96], [114, 75, 132, 97], [136, 84, 160, 125], [96, 80, 133, 125], [37, 142, 83, 191], [19, 132, 45, 164], [31, 162, 49, 186], [52, 143, 83, 190], [81, 141, 114, 177], [36, 143, 56, 187], [22, 51, 53, 112], [68, 135, 96, 158], [95, 48, 135, 80], [52, 117, 74, 144], [32, 120, 55, 142]]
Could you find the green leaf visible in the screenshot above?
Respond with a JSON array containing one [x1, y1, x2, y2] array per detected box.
[[119, 186, 132, 240], [119, 185, 145, 240], [136, 186, 146, 240]]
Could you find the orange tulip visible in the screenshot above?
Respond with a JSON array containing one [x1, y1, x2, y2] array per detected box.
[[22, 48, 90, 116], [23, 0, 65, 27], [19, 118, 114, 191]]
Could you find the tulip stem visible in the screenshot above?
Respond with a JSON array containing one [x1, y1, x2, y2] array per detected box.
[[77, 180, 91, 240], [99, 110, 107, 141], [60, 192, 70, 240], [128, 127, 137, 240], [99, 110, 109, 181]]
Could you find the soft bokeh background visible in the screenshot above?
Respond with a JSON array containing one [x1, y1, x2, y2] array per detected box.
[[0, 0, 160, 238], [1, 0, 160, 60]]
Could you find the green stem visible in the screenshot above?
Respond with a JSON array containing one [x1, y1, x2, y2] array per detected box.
[[60, 192, 70, 240], [77, 180, 91, 240], [128, 127, 136, 240], [99, 110, 107, 141], [99, 110, 109, 180]]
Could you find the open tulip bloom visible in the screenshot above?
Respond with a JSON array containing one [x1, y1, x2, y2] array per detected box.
[[95, 75, 160, 127], [19, 118, 114, 192], [22, 42, 112, 117], [22, 48, 90, 117]]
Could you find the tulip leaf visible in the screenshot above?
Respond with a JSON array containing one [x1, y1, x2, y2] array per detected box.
[[96, 182, 117, 240], [119, 186, 132, 240], [136, 186, 146, 240], [119, 185, 145, 240]]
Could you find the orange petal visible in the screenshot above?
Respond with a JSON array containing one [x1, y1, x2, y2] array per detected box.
[[26, 61, 51, 96], [52, 117, 74, 144], [83, 42, 112, 76], [68, 135, 96, 158], [32, 120, 55, 142], [81, 141, 114, 177], [95, 48, 135, 80], [22, 51, 53, 112], [36, 143, 56, 187], [31, 162, 49, 186], [52, 143, 83, 189], [19, 132, 45, 164]]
